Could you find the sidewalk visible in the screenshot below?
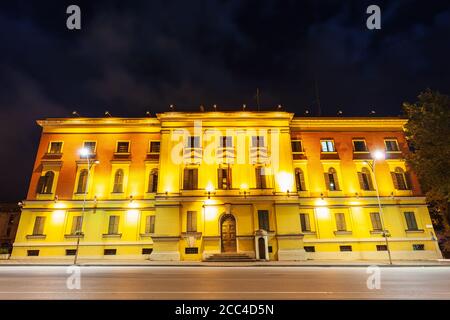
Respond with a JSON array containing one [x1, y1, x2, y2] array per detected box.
[[1, 258, 450, 267]]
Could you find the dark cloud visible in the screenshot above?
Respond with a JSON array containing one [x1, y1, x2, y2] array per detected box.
[[0, 0, 449, 201]]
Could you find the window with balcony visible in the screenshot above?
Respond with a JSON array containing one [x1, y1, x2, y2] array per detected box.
[[48, 141, 63, 154], [352, 139, 368, 152], [116, 141, 130, 154], [252, 136, 265, 148], [385, 139, 400, 152], [187, 211, 197, 232], [321, 140, 335, 152], [358, 167, 374, 191], [324, 167, 340, 191], [258, 210, 270, 231], [112, 169, 124, 193], [186, 136, 200, 149], [295, 168, 306, 191], [183, 168, 198, 190], [36, 171, 55, 194], [255, 167, 267, 189], [220, 136, 232, 148], [76, 169, 88, 194], [217, 167, 231, 190], [82, 141, 96, 155]]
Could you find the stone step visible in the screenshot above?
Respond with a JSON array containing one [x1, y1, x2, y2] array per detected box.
[[204, 253, 256, 262]]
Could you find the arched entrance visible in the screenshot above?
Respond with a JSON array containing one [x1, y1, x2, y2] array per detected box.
[[220, 214, 237, 252], [258, 238, 266, 260]]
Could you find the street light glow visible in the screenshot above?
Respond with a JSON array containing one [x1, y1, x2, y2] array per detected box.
[[373, 150, 385, 160], [79, 147, 90, 157]]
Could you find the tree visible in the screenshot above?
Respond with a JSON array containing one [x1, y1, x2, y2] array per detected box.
[[403, 89, 450, 256]]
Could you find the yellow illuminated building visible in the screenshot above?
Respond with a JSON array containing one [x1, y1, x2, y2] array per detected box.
[[12, 111, 442, 261]]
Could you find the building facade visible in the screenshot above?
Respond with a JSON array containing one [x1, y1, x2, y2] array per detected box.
[[0, 203, 21, 254], [11, 112, 442, 260]]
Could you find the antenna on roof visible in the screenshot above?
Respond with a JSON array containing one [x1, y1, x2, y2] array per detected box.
[[104, 111, 112, 117], [72, 111, 80, 117], [255, 88, 260, 111]]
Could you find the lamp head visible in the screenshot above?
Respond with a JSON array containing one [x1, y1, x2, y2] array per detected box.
[[373, 150, 385, 160], [79, 147, 90, 157]]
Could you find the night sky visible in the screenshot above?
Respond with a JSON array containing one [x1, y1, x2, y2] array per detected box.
[[0, 0, 449, 202]]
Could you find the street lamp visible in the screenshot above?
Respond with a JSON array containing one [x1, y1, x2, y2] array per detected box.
[[74, 148, 99, 265], [364, 150, 393, 265]]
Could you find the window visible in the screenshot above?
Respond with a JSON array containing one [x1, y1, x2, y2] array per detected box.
[[108, 215, 120, 234], [413, 244, 424, 251], [82, 141, 96, 154], [145, 215, 155, 234], [358, 168, 374, 191], [36, 171, 55, 194], [404, 212, 418, 230], [385, 139, 400, 152], [186, 136, 200, 148], [113, 169, 124, 193], [352, 140, 367, 152], [66, 249, 77, 256], [391, 167, 410, 190], [104, 249, 117, 255], [185, 247, 199, 254], [32, 216, 45, 235], [291, 140, 303, 153], [252, 136, 265, 148], [370, 212, 382, 231], [217, 167, 231, 190], [220, 136, 232, 148], [116, 141, 130, 153], [70, 216, 83, 235], [340, 245, 352, 252], [187, 211, 197, 232], [268, 246, 273, 253], [300, 213, 311, 232], [255, 167, 267, 189], [304, 246, 315, 252], [27, 250, 39, 256], [48, 141, 63, 154], [142, 248, 153, 254], [258, 210, 270, 231], [335, 213, 347, 231], [376, 245, 387, 251], [324, 168, 340, 191], [183, 168, 198, 190], [149, 141, 160, 153], [76, 169, 88, 194], [148, 169, 158, 193], [295, 168, 306, 191], [321, 140, 335, 152]]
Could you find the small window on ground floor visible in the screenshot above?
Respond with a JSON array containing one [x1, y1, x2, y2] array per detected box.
[[339, 245, 352, 252], [304, 246, 315, 252], [104, 249, 117, 255], [66, 249, 77, 256], [27, 250, 39, 256], [413, 244, 425, 251], [268, 246, 273, 253], [185, 247, 199, 254], [376, 245, 387, 251], [142, 248, 153, 255]]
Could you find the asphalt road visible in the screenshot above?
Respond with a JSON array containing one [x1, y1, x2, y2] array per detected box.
[[0, 266, 449, 299]]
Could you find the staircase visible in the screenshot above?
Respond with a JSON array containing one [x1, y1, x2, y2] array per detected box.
[[204, 253, 256, 262]]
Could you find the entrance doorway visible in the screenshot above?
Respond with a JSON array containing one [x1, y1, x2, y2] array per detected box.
[[258, 237, 266, 260], [220, 214, 237, 252]]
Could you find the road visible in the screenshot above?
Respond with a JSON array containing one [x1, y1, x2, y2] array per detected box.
[[0, 266, 449, 299]]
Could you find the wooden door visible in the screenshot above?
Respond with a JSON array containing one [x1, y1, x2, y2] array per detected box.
[[258, 237, 266, 260], [221, 215, 237, 252]]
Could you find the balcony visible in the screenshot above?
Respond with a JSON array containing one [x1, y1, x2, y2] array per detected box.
[[183, 147, 202, 164], [250, 146, 270, 164], [216, 147, 235, 164]]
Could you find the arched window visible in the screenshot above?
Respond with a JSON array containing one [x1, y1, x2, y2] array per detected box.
[[76, 169, 89, 194], [148, 169, 158, 193], [324, 167, 340, 191], [391, 167, 410, 190], [37, 171, 55, 194], [295, 168, 306, 191], [113, 169, 124, 193], [358, 167, 374, 191]]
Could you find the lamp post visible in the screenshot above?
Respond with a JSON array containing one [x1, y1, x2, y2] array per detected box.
[[73, 148, 98, 265], [365, 150, 393, 265]]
